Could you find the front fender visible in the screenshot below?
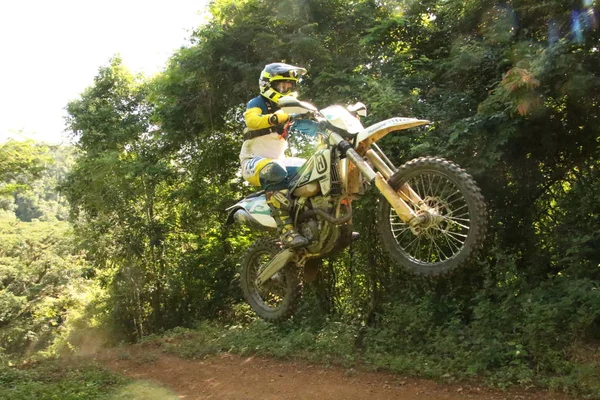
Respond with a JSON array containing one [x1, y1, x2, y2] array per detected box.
[[356, 117, 430, 151]]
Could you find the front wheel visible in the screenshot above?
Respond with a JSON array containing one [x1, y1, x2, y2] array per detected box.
[[378, 157, 487, 276], [240, 238, 302, 322]]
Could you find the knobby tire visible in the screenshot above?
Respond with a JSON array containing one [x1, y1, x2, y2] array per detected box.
[[378, 157, 487, 276], [240, 237, 302, 322]]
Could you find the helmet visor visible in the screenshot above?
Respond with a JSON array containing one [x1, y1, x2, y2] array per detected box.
[[272, 80, 296, 95], [278, 69, 301, 79]]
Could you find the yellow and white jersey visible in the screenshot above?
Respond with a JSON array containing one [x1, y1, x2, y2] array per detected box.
[[240, 95, 287, 163], [239, 132, 287, 163]]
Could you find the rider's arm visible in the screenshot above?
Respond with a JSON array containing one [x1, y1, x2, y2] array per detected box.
[[244, 98, 289, 130], [244, 106, 274, 130]]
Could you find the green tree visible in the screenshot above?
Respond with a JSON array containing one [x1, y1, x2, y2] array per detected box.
[[0, 218, 93, 357], [0, 140, 51, 212], [13, 145, 77, 222]]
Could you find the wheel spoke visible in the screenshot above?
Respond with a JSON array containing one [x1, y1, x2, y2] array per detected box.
[[444, 215, 471, 223], [437, 178, 452, 200], [394, 228, 411, 240], [451, 203, 468, 214], [451, 212, 470, 219], [445, 230, 468, 239], [421, 175, 429, 198], [441, 230, 462, 253], [250, 250, 289, 309], [434, 174, 444, 198], [429, 233, 450, 260], [442, 217, 470, 230], [414, 234, 423, 259], [447, 195, 467, 206], [403, 234, 420, 253], [427, 234, 434, 263], [443, 191, 463, 205], [426, 174, 434, 198]]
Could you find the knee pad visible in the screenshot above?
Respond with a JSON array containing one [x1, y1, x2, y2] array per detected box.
[[259, 162, 288, 190]]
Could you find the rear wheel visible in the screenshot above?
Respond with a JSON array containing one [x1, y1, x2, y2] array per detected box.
[[240, 238, 301, 322], [378, 157, 487, 276]]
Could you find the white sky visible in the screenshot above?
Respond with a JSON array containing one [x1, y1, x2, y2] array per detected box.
[[0, 0, 209, 145]]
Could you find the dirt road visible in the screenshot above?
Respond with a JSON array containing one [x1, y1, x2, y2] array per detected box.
[[101, 348, 573, 400]]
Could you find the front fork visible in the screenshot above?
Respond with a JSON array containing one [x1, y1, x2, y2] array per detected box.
[[332, 133, 428, 227]]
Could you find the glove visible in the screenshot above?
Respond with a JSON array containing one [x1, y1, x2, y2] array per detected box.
[[280, 120, 293, 140], [268, 109, 289, 125]]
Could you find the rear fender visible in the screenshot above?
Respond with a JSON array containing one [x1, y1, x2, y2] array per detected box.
[[225, 194, 276, 230]]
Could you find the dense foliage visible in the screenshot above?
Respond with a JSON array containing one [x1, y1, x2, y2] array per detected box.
[[0, 145, 159, 399], [0, 216, 97, 358], [0, 140, 86, 360], [0, 140, 74, 221], [58, 0, 600, 394]]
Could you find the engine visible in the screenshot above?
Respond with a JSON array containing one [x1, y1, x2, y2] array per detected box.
[[299, 218, 319, 242], [293, 195, 340, 254]]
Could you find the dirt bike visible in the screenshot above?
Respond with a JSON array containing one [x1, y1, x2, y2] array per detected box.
[[226, 97, 487, 322]]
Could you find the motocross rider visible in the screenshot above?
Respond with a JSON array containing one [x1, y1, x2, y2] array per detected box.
[[240, 63, 309, 248]]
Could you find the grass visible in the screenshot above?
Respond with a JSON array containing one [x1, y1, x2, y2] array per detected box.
[[0, 357, 179, 400], [0, 358, 125, 400], [140, 320, 359, 367]]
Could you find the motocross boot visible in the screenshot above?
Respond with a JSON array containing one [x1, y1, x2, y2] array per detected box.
[[266, 189, 309, 249]]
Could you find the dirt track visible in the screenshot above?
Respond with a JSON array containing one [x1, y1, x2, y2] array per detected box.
[[101, 349, 574, 400]]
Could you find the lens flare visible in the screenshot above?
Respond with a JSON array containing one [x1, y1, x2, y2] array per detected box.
[[550, 1, 598, 45], [572, 10, 584, 43]]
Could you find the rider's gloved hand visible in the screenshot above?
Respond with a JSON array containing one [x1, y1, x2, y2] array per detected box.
[[269, 109, 289, 125], [280, 120, 293, 140]]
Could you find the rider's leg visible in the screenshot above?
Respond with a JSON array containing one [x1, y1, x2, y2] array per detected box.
[[259, 161, 308, 249]]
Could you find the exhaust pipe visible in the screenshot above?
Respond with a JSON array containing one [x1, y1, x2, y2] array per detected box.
[[230, 209, 276, 231], [232, 209, 253, 224]]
